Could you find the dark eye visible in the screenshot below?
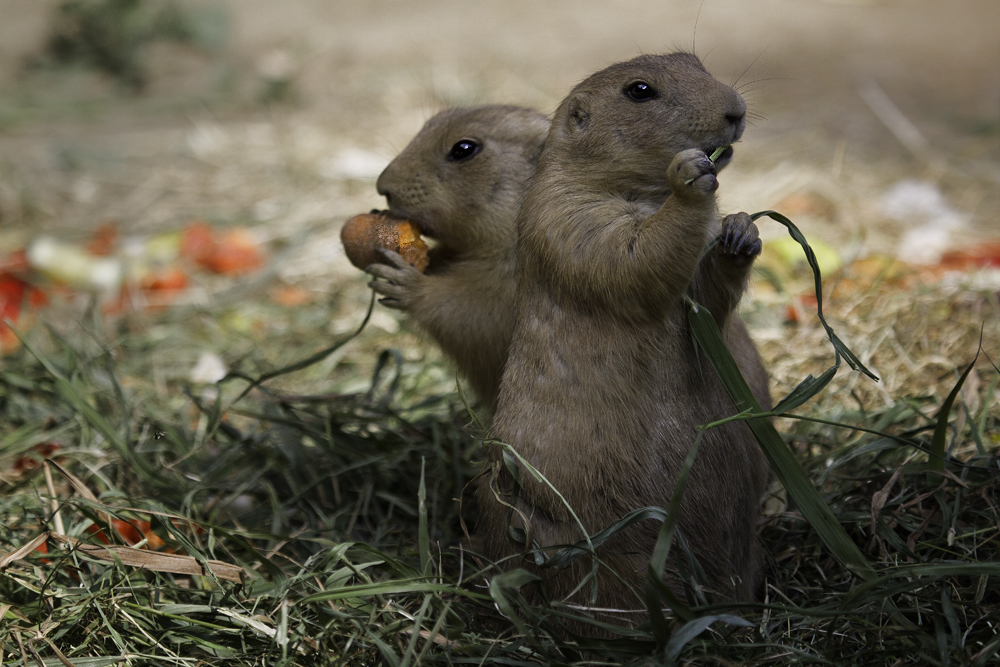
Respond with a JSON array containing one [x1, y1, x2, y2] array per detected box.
[[625, 81, 657, 102], [447, 139, 481, 162]]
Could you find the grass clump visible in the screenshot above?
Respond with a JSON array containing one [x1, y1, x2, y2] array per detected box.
[[0, 220, 998, 664]]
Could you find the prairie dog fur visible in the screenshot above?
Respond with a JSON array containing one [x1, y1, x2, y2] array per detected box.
[[368, 105, 550, 413], [479, 53, 771, 617]]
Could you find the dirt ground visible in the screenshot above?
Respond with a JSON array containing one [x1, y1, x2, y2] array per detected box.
[[0, 0, 997, 283]]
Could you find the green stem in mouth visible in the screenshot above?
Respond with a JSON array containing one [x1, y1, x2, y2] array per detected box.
[[684, 146, 731, 185], [709, 145, 729, 162]]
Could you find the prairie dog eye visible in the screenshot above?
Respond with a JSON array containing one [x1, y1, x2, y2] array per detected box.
[[447, 139, 481, 161], [625, 81, 657, 102]]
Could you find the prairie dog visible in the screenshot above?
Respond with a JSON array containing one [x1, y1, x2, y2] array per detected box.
[[366, 105, 549, 413], [479, 53, 771, 617]]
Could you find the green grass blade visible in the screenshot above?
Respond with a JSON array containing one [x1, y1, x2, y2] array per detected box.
[[487, 569, 543, 640], [973, 635, 1000, 667], [927, 353, 978, 484], [771, 365, 838, 414], [418, 457, 430, 576], [687, 301, 876, 582], [414, 601, 452, 665], [399, 594, 431, 667], [223, 291, 376, 403], [10, 324, 166, 486], [666, 614, 754, 662], [750, 210, 879, 381], [941, 587, 961, 650], [366, 629, 401, 667], [298, 581, 482, 605], [841, 562, 1000, 609], [544, 506, 667, 569], [646, 433, 704, 642]]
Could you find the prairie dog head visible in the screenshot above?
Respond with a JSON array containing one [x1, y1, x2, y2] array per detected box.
[[548, 53, 746, 199], [377, 105, 550, 253]]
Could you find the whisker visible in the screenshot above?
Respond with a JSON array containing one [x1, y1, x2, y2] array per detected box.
[[731, 45, 770, 89], [735, 77, 791, 97], [701, 43, 720, 66], [692, 0, 706, 55]]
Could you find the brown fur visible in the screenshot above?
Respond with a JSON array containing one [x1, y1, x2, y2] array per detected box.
[[368, 105, 550, 413], [478, 53, 771, 623]]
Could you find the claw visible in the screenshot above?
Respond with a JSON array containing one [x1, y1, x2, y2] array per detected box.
[[378, 297, 401, 309]]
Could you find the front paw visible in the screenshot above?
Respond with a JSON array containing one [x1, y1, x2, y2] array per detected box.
[[365, 248, 425, 310], [668, 148, 718, 199], [716, 212, 761, 267]]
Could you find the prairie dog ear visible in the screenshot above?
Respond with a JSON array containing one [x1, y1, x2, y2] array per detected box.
[[566, 93, 590, 134]]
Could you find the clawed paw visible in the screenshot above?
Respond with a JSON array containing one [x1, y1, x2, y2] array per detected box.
[[717, 212, 761, 266], [668, 148, 718, 198], [365, 248, 425, 310]]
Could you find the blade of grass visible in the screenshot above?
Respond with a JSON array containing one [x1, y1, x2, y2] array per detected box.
[[414, 601, 453, 664], [750, 210, 879, 382], [418, 457, 430, 577], [683, 209, 884, 581], [9, 323, 166, 487], [222, 291, 376, 403], [487, 569, 543, 640], [646, 432, 705, 644], [687, 300, 876, 582], [841, 562, 1000, 609], [490, 439, 601, 600], [665, 614, 754, 662], [927, 352, 979, 484], [771, 365, 838, 414], [973, 635, 1000, 667], [298, 580, 482, 605], [545, 506, 668, 569], [399, 594, 432, 667]]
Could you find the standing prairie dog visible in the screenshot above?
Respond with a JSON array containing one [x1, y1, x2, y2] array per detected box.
[[479, 53, 771, 618], [366, 105, 550, 414], [365, 104, 769, 419]]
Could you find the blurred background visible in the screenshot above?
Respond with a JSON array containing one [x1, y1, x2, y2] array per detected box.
[[1, 0, 997, 254]]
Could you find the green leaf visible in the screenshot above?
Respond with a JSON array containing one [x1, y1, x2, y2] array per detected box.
[[487, 569, 543, 640], [771, 365, 838, 414], [298, 581, 480, 604], [418, 457, 430, 576], [666, 614, 754, 661], [750, 210, 879, 382], [223, 291, 376, 403], [544, 505, 667, 569], [687, 300, 876, 582], [646, 433, 705, 643], [927, 353, 978, 484]]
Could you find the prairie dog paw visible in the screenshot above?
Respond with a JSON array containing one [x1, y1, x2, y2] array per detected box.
[[365, 248, 426, 310], [668, 148, 718, 199], [717, 212, 761, 267]]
